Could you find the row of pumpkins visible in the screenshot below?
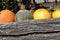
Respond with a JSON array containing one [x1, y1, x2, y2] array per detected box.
[[0, 8, 60, 23]]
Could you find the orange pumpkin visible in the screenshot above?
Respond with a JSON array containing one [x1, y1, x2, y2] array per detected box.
[[0, 9, 15, 23]]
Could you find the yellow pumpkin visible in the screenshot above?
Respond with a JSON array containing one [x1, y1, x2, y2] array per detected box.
[[33, 9, 51, 20]]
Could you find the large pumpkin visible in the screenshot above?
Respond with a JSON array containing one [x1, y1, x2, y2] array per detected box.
[[0, 9, 15, 23], [15, 10, 32, 21]]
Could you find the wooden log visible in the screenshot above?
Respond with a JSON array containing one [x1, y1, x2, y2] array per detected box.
[[0, 32, 60, 40], [0, 18, 60, 35], [0, 18, 60, 40]]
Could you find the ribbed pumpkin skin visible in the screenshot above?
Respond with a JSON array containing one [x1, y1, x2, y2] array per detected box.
[[0, 10, 15, 23], [15, 10, 32, 21]]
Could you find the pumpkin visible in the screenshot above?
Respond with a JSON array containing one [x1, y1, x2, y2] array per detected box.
[[33, 9, 51, 20], [52, 9, 60, 18], [0, 9, 15, 23], [15, 10, 32, 21]]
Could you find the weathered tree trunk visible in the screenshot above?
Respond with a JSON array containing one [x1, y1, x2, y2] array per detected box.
[[0, 18, 60, 40]]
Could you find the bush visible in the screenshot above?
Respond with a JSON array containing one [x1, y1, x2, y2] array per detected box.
[[0, 0, 19, 13]]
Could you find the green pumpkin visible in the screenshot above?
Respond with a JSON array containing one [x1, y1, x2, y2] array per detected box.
[[15, 10, 33, 21]]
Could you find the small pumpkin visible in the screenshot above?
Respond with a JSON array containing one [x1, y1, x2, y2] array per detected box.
[[33, 9, 51, 20], [0, 9, 15, 23], [15, 10, 33, 21]]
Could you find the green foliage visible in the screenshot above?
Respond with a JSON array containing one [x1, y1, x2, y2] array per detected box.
[[0, 0, 19, 13]]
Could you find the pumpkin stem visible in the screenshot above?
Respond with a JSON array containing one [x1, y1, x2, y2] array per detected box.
[[20, 4, 25, 10]]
